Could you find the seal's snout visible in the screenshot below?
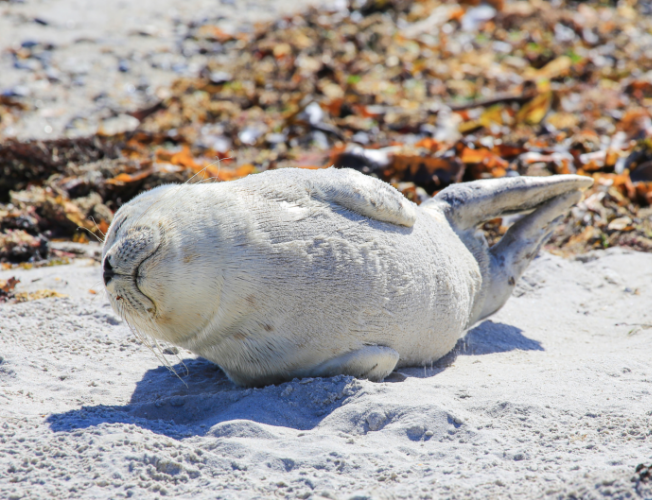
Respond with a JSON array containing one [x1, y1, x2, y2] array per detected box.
[[105, 225, 161, 277], [102, 223, 162, 319], [103, 258, 115, 286]]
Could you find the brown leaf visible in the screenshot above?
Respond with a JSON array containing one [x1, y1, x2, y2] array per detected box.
[[211, 164, 257, 182], [516, 92, 553, 125], [0, 277, 20, 293], [413, 138, 442, 152], [106, 169, 154, 186], [195, 25, 239, 43], [525, 56, 573, 81], [460, 147, 509, 169]]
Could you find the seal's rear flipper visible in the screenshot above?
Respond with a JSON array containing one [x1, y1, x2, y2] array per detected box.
[[426, 175, 593, 324], [427, 175, 593, 231], [479, 190, 583, 319]]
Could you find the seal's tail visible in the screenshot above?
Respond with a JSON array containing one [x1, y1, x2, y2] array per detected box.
[[425, 175, 593, 323]]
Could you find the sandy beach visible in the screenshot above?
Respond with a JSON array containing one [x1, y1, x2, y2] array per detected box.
[[1, 248, 651, 499], [0, 0, 323, 140], [1, 0, 652, 498]]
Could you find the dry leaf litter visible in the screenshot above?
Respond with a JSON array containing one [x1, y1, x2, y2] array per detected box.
[[2, 0, 652, 272]]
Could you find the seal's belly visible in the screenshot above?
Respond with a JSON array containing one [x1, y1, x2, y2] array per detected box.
[[199, 191, 481, 375]]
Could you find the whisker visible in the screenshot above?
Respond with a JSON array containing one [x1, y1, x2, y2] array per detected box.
[[131, 184, 185, 228], [76, 226, 104, 244], [89, 279, 105, 295], [187, 155, 234, 185], [147, 317, 190, 382], [211, 155, 234, 184], [119, 306, 189, 386], [132, 155, 234, 227], [101, 153, 238, 388], [126, 154, 236, 230], [87, 216, 106, 240], [186, 164, 213, 184]]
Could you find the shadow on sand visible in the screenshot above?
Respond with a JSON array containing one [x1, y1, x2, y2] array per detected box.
[[396, 320, 544, 380], [47, 320, 542, 437]]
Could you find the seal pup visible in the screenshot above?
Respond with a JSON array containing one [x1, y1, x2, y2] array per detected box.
[[101, 168, 592, 386]]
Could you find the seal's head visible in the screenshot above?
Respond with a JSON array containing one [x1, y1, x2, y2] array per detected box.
[[101, 185, 221, 346]]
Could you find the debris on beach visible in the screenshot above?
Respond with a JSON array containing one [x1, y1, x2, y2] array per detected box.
[[633, 463, 652, 492], [13, 288, 68, 302], [0, 276, 19, 302], [2, 0, 652, 263]]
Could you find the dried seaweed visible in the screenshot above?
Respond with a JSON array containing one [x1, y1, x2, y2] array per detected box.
[[2, 0, 652, 262]]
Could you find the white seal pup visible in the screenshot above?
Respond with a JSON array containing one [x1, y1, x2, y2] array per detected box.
[[101, 168, 592, 386]]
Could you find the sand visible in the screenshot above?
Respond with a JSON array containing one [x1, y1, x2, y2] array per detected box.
[[0, 0, 324, 140], [1, 0, 652, 498], [1, 247, 651, 499]]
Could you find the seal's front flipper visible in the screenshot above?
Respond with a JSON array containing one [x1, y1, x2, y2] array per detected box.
[[240, 167, 417, 227], [308, 345, 400, 382], [311, 168, 417, 227]]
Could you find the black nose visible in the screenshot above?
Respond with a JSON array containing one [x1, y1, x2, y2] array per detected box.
[[103, 259, 115, 286]]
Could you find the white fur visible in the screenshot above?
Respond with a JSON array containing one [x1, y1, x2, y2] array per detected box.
[[102, 168, 592, 386]]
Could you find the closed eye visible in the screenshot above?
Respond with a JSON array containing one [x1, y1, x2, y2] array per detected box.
[[114, 216, 128, 235], [103, 216, 129, 256], [105, 217, 129, 246]]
